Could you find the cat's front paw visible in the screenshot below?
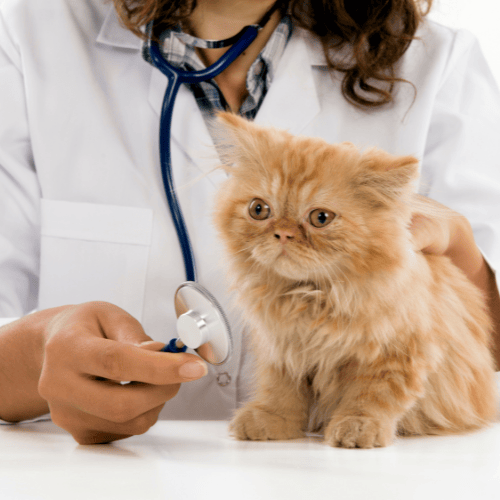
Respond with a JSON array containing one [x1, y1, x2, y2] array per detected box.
[[325, 415, 395, 449], [230, 404, 305, 441]]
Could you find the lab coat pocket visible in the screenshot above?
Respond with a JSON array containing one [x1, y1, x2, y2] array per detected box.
[[38, 199, 153, 321]]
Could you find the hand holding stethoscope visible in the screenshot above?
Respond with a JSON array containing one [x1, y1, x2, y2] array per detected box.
[[146, 1, 284, 364]]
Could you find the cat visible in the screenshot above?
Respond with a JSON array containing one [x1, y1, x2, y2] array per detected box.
[[212, 111, 498, 448]]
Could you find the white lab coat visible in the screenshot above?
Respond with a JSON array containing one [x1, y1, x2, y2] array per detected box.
[[0, 0, 499, 421]]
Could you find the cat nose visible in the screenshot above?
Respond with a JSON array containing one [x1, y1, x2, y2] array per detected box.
[[274, 229, 295, 243]]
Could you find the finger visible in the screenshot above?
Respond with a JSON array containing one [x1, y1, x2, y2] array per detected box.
[[95, 303, 152, 345], [409, 214, 440, 253], [67, 301, 155, 346], [47, 372, 179, 422], [70, 336, 207, 384], [50, 402, 165, 445]]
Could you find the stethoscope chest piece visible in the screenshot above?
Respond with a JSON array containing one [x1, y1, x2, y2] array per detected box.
[[174, 282, 232, 365]]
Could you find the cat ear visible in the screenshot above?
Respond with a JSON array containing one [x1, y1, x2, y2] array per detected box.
[[358, 148, 419, 201], [215, 111, 274, 174]]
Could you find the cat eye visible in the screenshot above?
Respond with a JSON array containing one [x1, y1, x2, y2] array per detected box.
[[248, 198, 271, 220], [308, 209, 336, 228]]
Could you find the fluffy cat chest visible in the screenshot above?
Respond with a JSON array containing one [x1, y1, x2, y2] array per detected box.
[[250, 315, 345, 373]]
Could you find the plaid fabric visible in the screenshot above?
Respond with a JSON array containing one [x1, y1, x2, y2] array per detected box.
[[143, 16, 293, 121]]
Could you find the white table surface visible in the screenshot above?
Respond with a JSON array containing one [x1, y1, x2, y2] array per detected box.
[[1, 415, 500, 500]]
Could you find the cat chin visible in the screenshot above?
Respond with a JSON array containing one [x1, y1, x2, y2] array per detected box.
[[252, 247, 339, 282], [266, 259, 316, 282], [250, 250, 331, 282]]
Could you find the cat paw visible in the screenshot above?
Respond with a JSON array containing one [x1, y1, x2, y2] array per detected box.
[[325, 415, 395, 449], [229, 404, 305, 441]]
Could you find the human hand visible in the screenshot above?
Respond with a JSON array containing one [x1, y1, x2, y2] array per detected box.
[[409, 196, 500, 370], [409, 196, 459, 256], [409, 196, 485, 281], [38, 301, 207, 444]]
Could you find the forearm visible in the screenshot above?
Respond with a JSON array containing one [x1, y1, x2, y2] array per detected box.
[[0, 308, 66, 421], [446, 217, 500, 370]]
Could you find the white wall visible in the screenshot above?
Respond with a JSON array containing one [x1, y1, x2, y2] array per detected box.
[[428, 0, 500, 85]]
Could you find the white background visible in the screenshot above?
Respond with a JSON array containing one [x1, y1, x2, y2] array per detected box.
[[429, 0, 500, 84]]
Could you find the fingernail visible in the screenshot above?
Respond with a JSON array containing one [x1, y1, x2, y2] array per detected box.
[[179, 361, 208, 379]]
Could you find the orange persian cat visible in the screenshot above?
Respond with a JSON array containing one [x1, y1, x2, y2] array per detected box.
[[213, 112, 498, 448]]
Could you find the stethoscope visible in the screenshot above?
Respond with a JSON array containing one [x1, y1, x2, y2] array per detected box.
[[146, 2, 283, 365]]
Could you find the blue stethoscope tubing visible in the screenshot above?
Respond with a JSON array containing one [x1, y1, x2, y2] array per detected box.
[[147, 25, 260, 285], [147, 24, 260, 357], [146, 2, 283, 359]]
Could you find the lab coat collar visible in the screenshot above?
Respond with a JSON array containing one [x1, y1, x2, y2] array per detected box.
[[301, 29, 328, 67], [96, 5, 142, 50], [95, 3, 327, 63]]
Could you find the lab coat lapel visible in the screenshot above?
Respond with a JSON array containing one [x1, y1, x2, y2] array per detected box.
[[147, 68, 225, 187], [254, 29, 321, 133], [96, 5, 225, 189]]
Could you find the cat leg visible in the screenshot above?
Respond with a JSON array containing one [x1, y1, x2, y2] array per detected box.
[[230, 364, 309, 441], [324, 359, 426, 448]]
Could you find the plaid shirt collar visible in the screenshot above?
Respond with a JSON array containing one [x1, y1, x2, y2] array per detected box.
[[143, 16, 293, 120]]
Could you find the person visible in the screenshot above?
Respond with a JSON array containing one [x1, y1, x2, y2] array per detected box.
[[0, 0, 499, 445]]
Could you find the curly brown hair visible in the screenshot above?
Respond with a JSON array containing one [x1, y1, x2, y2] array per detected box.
[[112, 0, 433, 108]]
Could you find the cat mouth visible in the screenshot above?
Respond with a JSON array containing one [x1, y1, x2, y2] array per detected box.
[[276, 247, 293, 260], [274, 247, 299, 268], [271, 252, 313, 281]]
